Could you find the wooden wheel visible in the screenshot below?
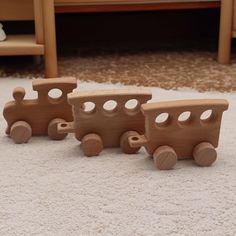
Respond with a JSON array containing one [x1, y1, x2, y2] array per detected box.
[[153, 146, 177, 170], [48, 118, 68, 140], [120, 131, 141, 154], [10, 121, 32, 144], [193, 142, 217, 167], [81, 133, 103, 157]]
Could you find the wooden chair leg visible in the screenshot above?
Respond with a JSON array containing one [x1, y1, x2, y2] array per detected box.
[[43, 0, 58, 78], [218, 0, 234, 64]]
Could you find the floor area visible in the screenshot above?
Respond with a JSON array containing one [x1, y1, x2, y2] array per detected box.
[[0, 79, 235, 235], [3, 8, 235, 92], [1, 41, 236, 92]]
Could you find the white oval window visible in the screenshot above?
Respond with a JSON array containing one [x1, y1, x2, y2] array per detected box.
[[200, 110, 213, 121], [103, 100, 118, 112], [178, 111, 191, 122], [155, 113, 170, 126], [48, 89, 63, 99], [81, 102, 96, 114]]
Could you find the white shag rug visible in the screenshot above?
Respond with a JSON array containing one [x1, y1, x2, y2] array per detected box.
[[0, 78, 235, 236]]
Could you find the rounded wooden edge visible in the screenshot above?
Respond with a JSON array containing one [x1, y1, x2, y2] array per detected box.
[[13, 87, 25, 102], [153, 145, 177, 170], [120, 131, 141, 154], [48, 118, 68, 140], [193, 142, 217, 167], [10, 121, 32, 144], [81, 133, 103, 157]]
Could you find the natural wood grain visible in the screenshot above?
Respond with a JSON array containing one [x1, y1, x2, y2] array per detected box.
[[10, 121, 32, 144], [81, 133, 104, 157], [0, 0, 220, 18], [0, 0, 34, 21], [34, 0, 44, 44], [55, 1, 220, 13], [218, 0, 234, 64], [0, 0, 58, 78], [0, 35, 44, 56], [43, 0, 58, 78], [233, 0, 236, 32], [129, 99, 228, 166], [193, 142, 217, 166], [58, 89, 152, 156], [153, 145, 177, 170], [120, 131, 141, 154], [3, 78, 77, 143], [48, 118, 68, 140]]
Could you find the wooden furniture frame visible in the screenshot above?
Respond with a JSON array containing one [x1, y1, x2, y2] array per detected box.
[[54, 1, 220, 13], [218, 0, 234, 64], [0, 0, 220, 76], [0, 0, 58, 78]]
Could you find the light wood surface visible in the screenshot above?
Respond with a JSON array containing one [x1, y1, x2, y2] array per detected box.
[[3, 78, 77, 143], [48, 118, 68, 140], [233, 0, 236, 31], [10, 121, 32, 144], [120, 131, 141, 154], [55, 1, 219, 13], [153, 145, 177, 170], [218, 0, 234, 64], [0, 35, 44, 56], [34, 0, 44, 44], [0, 0, 58, 78], [0, 0, 220, 19], [58, 89, 152, 156], [43, 0, 58, 78], [55, 0, 219, 4], [129, 99, 228, 168], [193, 142, 217, 166], [232, 1, 236, 37], [0, 0, 34, 21], [81, 133, 104, 157]]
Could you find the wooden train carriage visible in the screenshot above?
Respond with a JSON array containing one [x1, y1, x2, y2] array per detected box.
[[3, 77, 77, 143], [58, 89, 152, 156], [129, 99, 229, 170]]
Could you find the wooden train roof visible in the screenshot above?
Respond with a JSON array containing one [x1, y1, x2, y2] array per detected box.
[[32, 77, 77, 92], [67, 89, 152, 105], [141, 99, 229, 113]]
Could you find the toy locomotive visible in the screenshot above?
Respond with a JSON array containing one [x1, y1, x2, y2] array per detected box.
[[3, 78, 229, 170], [3, 78, 77, 144]]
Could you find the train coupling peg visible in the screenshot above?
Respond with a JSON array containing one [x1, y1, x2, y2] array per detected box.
[[57, 122, 75, 134], [128, 135, 148, 148]]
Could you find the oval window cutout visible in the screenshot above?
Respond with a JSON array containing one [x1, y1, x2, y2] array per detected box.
[[103, 100, 118, 113], [81, 102, 96, 114], [200, 110, 213, 121], [178, 111, 191, 122], [155, 113, 170, 127], [48, 89, 63, 99], [125, 99, 139, 110]]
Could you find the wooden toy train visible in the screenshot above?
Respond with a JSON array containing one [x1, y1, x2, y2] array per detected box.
[[3, 78, 77, 143], [3, 78, 229, 170]]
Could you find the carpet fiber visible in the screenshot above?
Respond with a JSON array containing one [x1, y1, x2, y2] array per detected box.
[[0, 78, 236, 235], [1, 46, 236, 92]]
